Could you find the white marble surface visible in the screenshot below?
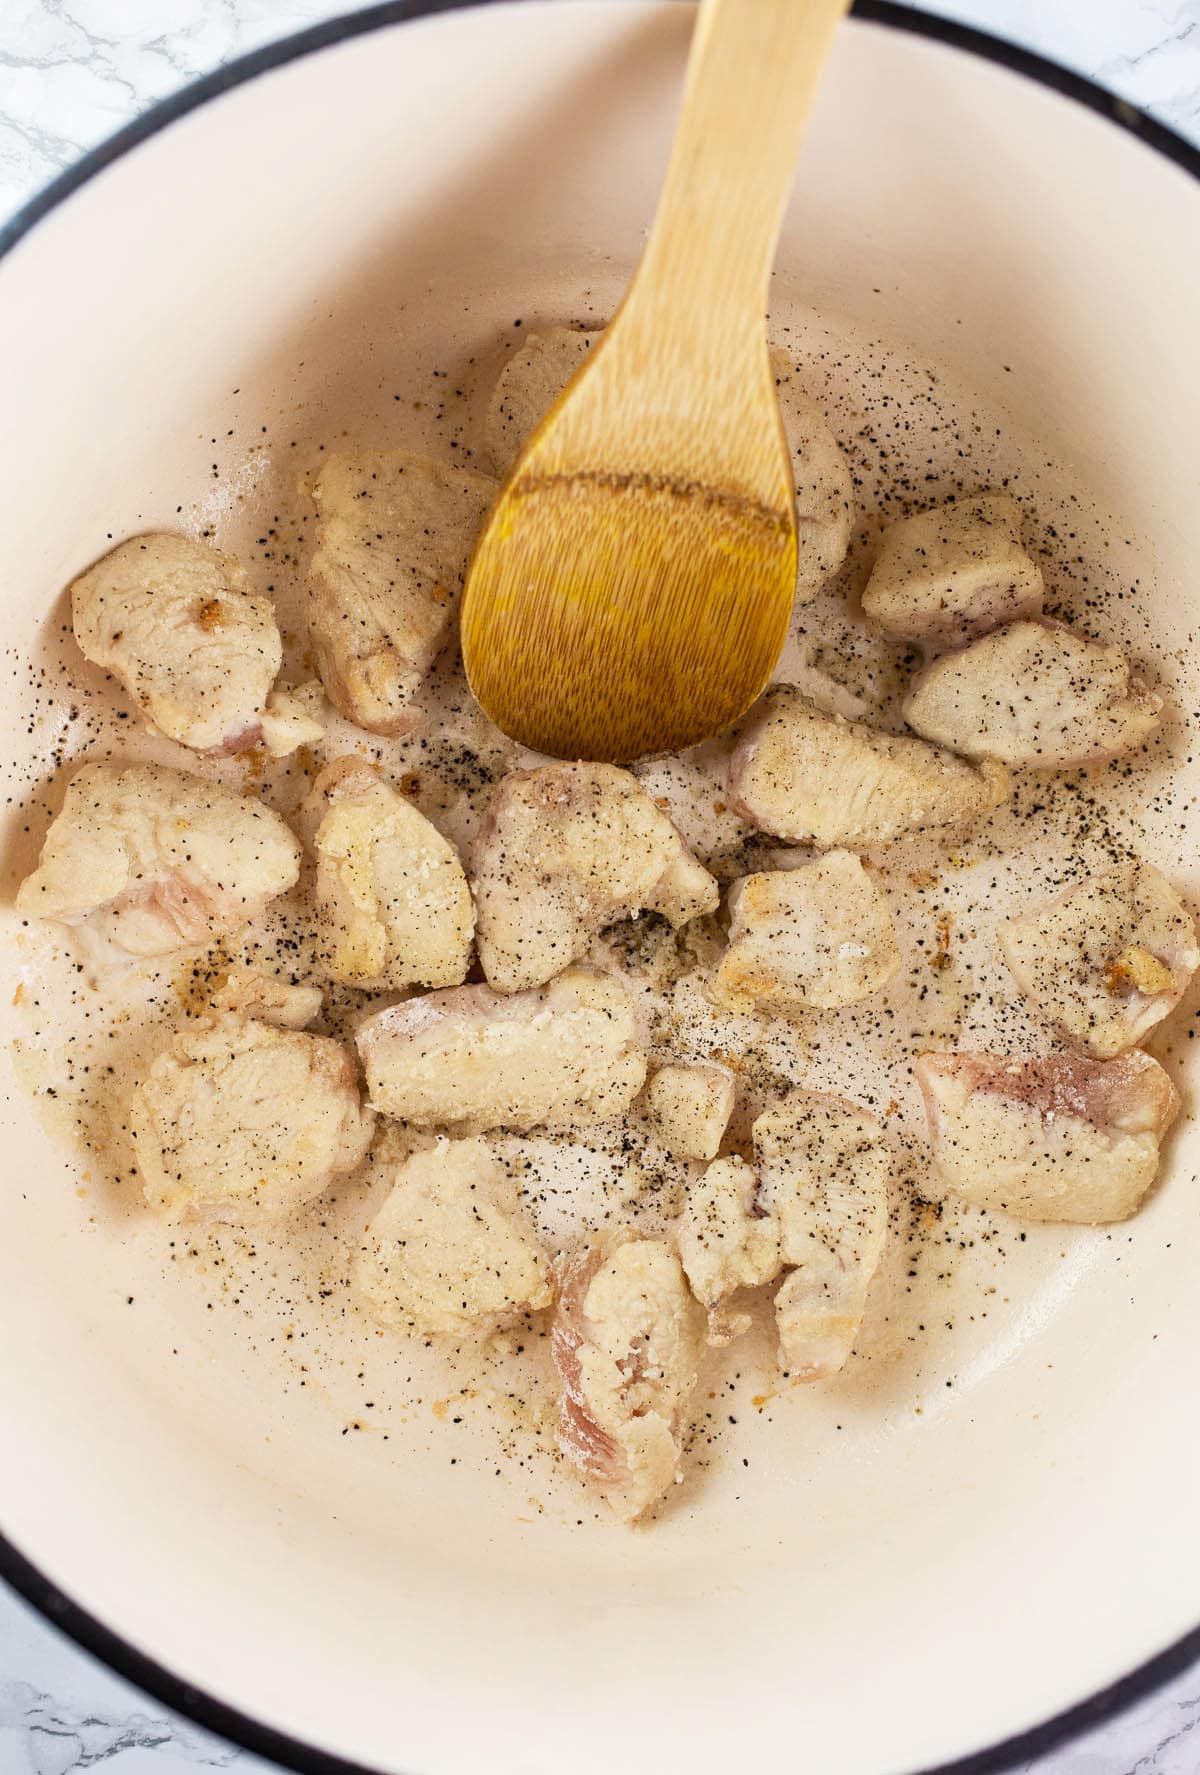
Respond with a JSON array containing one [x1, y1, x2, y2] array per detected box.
[[1, 0, 1199, 1770]]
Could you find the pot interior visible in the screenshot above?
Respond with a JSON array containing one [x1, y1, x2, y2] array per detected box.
[[0, 7, 1197, 1773]]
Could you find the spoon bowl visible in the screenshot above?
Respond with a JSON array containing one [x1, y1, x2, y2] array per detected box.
[[462, 351, 798, 760]]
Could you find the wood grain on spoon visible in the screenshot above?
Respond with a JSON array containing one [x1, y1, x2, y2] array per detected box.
[[461, 0, 850, 762]]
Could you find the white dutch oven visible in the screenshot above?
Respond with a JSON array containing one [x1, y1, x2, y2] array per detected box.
[[0, 5, 1197, 1773]]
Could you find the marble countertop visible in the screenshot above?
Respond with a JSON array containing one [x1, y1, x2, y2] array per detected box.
[[1, 1, 1199, 1771]]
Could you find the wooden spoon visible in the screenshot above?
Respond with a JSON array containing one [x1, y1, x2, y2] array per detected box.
[[461, 0, 850, 762]]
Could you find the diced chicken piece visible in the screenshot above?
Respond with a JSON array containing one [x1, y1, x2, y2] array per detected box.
[[471, 762, 719, 993], [307, 757, 473, 991], [256, 684, 325, 760], [70, 533, 319, 756], [903, 621, 1162, 768], [709, 851, 900, 1014], [915, 1049, 1180, 1222], [306, 450, 496, 735], [129, 1011, 373, 1223], [999, 862, 1199, 1059], [862, 493, 1044, 644], [353, 1136, 552, 1337], [484, 325, 598, 474], [642, 1061, 735, 1161], [356, 968, 647, 1132], [15, 763, 300, 965], [674, 1088, 889, 1369], [728, 685, 1009, 848], [676, 1156, 780, 1344], [552, 1236, 705, 1521], [754, 1091, 890, 1379], [211, 969, 323, 1029], [768, 350, 855, 593]]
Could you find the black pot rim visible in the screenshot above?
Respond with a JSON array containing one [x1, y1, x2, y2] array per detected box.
[[1, 4, 1198, 1773]]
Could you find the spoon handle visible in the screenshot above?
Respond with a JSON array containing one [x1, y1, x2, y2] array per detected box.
[[623, 0, 849, 358]]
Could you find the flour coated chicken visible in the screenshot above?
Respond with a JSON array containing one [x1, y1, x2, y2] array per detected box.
[[129, 1010, 373, 1223], [70, 533, 321, 757], [210, 969, 323, 1029], [16, 762, 300, 967], [308, 757, 473, 991], [641, 1061, 735, 1161], [754, 1090, 890, 1379], [355, 968, 647, 1132], [483, 325, 597, 475], [728, 685, 1009, 848], [676, 1089, 890, 1376], [674, 1155, 779, 1344], [999, 861, 1198, 1058], [471, 762, 718, 993], [306, 449, 496, 734], [709, 851, 900, 1014], [768, 348, 856, 594], [552, 1235, 705, 1521], [915, 1049, 1180, 1222], [903, 621, 1162, 768], [861, 493, 1044, 644], [353, 1135, 552, 1337]]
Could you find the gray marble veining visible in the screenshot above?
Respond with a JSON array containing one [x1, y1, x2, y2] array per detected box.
[[0, 1, 1198, 1770], [0, 1680, 240, 1771]]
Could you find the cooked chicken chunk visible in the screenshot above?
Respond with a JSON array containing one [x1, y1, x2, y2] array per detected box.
[[484, 325, 597, 474], [642, 1061, 735, 1161], [676, 1155, 780, 1344], [769, 352, 855, 593], [903, 621, 1162, 767], [471, 763, 718, 993], [915, 1049, 1180, 1222], [306, 450, 496, 734], [999, 862, 1199, 1058], [485, 327, 852, 592], [709, 851, 900, 1014], [728, 685, 1009, 848], [676, 1089, 889, 1370], [211, 969, 322, 1029], [861, 493, 1043, 645], [256, 684, 326, 759], [754, 1091, 890, 1379], [16, 763, 301, 964], [353, 1135, 552, 1337], [129, 1011, 373, 1223], [308, 757, 473, 991], [552, 1236, 705, 1521], [356, 968, 647, 1132], [70, 533, 321, 757]]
